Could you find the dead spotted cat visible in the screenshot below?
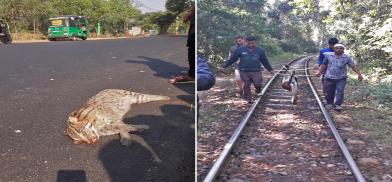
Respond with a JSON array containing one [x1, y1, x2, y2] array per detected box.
[[65, 89, 170, 162]]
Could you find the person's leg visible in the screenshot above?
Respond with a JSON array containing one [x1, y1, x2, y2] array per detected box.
[[251, 71, 263, 94], [240, 71, 252, 101], [322, 75, 327, 97], [234, 69, 243, 96], [334, 77, 347, 107], [187, 33, 195, 79], [325, 78, 337, 105]]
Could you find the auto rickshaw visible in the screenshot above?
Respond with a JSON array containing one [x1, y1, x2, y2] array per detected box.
[[48, 15, 88, 41]]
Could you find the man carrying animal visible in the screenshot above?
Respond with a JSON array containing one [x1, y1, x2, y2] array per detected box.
[[316, 43, 363, 111], [223, 36, 274, 103]]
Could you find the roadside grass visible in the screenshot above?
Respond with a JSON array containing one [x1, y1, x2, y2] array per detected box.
[[345, 76, 392, 151], [11, 32, 46, 40], [268, 52, 300, 65]]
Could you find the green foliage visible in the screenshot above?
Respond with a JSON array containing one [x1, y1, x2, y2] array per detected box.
[[140, 11, 176, 34], [168, 17, 189, 34], [165, 0, 191, 15], [198, 0, 317, 66], [348, 79, 392, 110], [320, 1, 392, 79], [0, 0, 141, 36], [152, 12, 177, 34], [134, 0, 192, 35]]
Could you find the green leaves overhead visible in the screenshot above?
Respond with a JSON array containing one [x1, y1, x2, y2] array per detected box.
[[198, 0, 317, 65], [0, 0, 141, 35], [199, 0, 391, 81]]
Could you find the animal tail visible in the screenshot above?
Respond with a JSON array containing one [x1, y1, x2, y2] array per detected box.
[[131, 92, 170, 104], [129, 134, 162, 162]]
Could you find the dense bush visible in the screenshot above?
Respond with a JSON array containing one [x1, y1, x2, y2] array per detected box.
[[198, 0, 318, 66]]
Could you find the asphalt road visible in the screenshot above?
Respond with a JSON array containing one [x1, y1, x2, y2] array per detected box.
[[0, 37, 195, 182]]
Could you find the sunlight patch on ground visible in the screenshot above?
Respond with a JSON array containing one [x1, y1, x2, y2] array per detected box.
[[292, 122, 323, 133], [263, 131, 289, 140], [275, 113, 294, 121]]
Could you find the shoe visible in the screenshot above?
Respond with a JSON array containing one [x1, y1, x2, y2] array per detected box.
[[169, 75, 194, 84], [335, 105, 342, 111], [325, 104, 333, 110]]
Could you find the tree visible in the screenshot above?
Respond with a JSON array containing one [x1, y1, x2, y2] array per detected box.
[[165, 0, 191, 15]]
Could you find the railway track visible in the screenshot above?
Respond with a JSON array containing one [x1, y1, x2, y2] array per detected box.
[[202, 56, 365, 182]]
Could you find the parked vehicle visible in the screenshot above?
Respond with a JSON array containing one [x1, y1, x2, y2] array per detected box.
[[48, 15, 88, 41], [0, 19, 12, 44], [148, 30, 159, 36]]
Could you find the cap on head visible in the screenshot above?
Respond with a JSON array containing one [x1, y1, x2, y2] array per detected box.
[[246, 36, 256, 41], [328, 38, 339, 45], [334, 43, 345, 49]]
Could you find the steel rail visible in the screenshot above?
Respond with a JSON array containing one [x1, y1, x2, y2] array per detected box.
[[304, 58, 366, 182], [203, 56, 306, 182]]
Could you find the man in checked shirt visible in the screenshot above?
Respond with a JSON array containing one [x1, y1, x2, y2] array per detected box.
[[316, 43, 363, 111]]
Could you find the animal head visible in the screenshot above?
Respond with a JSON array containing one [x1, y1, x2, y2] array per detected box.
[[65, 115, 99, 145]]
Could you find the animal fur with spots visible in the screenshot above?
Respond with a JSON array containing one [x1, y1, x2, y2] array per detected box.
[[281, 65, 299, 104], [65, 89, 170, 162]]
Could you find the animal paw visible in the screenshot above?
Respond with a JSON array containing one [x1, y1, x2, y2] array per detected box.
[[137, 125, 150, 131]]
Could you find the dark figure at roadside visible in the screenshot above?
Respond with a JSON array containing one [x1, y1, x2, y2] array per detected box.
[[317, 38, 339, 98], [223, 36, 274, 103], [316, 43, 363, 111], [197, 55, 215, 120], [169, 4, 195, 83], [228, 35, 246, 97]]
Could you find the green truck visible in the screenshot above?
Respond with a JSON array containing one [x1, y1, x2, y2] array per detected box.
[[48, 15, 88, 41]]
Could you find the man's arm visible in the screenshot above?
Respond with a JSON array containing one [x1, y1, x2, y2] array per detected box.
[[316, 56, 328, 76], [352, 66, 363, 81], [317, 49, 324, 65], [259, 49, 273, 72], [347, 57, 363, 81], [223, 48, 240, 68], [197, 57, 215, 91], [316, 64, 327, 76]]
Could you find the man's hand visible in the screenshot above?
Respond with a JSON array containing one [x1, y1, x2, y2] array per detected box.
[[358, 74, 363, 81], [315, 72, 321, 77]]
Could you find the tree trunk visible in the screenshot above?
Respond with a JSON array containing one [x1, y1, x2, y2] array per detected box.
[[124, 18, 129, 37], [33, 18, 36, 35]]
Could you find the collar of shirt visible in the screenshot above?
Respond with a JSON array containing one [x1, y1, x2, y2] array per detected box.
[[246, 47, 256, 52]]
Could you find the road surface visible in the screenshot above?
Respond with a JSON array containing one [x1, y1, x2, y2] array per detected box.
[[0, 37, 195, 181]]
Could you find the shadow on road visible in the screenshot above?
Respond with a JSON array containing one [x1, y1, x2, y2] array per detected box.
[[126, 56, 194, 105], [56, 170, 86, 182], [98, 104, 194, 181], [126, 56, 187, 79]]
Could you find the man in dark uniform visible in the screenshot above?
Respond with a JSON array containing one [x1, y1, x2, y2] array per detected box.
[[223, 36, 274, 103]]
